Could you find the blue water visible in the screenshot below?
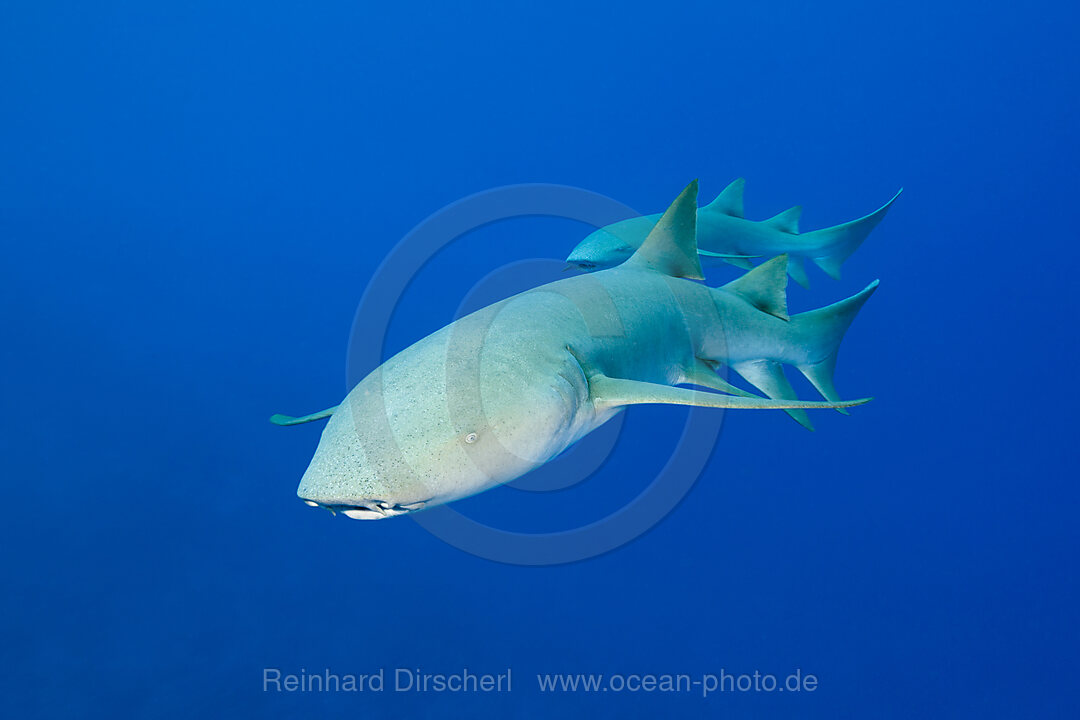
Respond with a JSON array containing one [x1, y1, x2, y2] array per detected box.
[[2, 1, 1077, 717]]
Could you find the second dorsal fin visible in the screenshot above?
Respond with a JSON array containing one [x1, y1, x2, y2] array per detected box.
[[764, 205, 801, 234], [721, 254, 790, 320]]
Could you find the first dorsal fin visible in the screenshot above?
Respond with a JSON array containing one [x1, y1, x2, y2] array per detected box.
[[721, 254, 790, 320], [625, 180, 705, 280], [703, 177, 745, 218], [764, 205, 801, 234]]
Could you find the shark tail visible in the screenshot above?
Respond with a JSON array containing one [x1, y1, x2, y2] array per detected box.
[[788, 280, 879, 417], [795, 189, 902, 283], [717, 256, 878, 430]]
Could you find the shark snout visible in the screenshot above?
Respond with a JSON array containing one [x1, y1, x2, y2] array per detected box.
[[565, 231, 633, 271], [295, 453, 431, 520], [563, 250, 593, 270]]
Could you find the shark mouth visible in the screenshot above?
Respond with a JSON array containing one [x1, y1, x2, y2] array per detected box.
[[302, 499, 429, 520]]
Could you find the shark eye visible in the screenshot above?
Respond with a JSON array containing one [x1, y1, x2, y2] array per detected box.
[[464, 432, 478, 444]]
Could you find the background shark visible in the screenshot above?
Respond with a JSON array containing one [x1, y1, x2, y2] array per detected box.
[[275, 181, 877, 519], [566, 178, 901, 287]]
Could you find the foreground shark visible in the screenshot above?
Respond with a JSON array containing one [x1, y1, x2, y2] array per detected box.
[[566, 178, 900, 287], [273, 181, 877, 519]]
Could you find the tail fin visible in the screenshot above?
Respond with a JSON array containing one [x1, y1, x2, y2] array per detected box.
[[722, 266, 878, 430], [790, 280, 879, 416], [799, 189, 902, 281]]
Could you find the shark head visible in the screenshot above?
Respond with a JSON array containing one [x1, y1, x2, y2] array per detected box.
[[294, 397, 440, 520], [565, 216, 655, 270], [295, 316, 594, 520]]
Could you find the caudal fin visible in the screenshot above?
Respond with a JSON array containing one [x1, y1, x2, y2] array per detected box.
[[789, 280, 879, 417], [719, 256, 877, 430], [798, 189, 902, 282]]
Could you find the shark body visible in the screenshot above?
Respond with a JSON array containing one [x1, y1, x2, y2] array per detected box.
[[277, 181, 878, 519], [566, 178, 900, 287]]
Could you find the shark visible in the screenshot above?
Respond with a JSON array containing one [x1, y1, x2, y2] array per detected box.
[[566, 178, 901, 288], [272, 181, 878, 520]]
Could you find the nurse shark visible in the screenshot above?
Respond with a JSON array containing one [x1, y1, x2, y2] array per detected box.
[[566, 178, 900, 287], [273, 181, 878, 520]]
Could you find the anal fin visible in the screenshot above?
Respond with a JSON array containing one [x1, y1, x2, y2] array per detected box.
[[797, 354, 849, 415], [787, 256, 810, 289], [682, 359, 762, 398], [812, 255, 844, 280], [732, 360, 814, 430]]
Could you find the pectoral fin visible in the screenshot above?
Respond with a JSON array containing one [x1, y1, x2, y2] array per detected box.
[[270, 405, 339, 426], [719, 255, 756, 270], [589, 374, 870, 412], [698, 249, 760, 260]]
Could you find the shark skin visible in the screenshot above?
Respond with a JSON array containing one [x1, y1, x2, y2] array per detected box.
[[565, 178, 901, 287], [275, 181, 878, 520]]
